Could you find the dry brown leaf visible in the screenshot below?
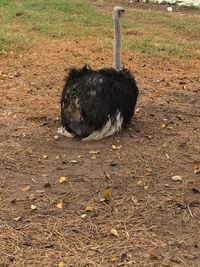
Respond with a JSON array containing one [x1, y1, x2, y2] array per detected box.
[[21, 185, 31, 192], [59, 176, 67, 184], [110, 255, 118, 262], [14, 216, 22, 221], [112, 145, 122, 150], [161, 123, 167, 128], [171, 175, 183, 182], [31, 204, 37, 210], [58, 261, 65, 267], [54, 88, 60, 94], [194, 169, 200, 175], [89, 150, 100, 154], [193, 162, 200, 174], [56, 201, 64, 209], [103, 190, 111, 201], [32, 120, 38, 125], [69, 160, 77, 164], [111, 228, 119, 237], [85, 206, 94, 212]]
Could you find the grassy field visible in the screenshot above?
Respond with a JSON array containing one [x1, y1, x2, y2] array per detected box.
[[0, 0, 200, 59]]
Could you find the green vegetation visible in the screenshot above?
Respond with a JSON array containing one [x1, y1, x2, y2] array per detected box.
[[0, 0, 200, 59]]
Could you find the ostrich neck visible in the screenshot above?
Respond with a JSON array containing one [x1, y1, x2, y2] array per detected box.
[[114, 14, 121, 70]]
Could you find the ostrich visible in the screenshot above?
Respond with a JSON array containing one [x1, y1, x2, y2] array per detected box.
[[58, 6, 138, 141]]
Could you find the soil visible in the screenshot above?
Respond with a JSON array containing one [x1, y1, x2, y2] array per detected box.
[[0, 3, 200, 267]]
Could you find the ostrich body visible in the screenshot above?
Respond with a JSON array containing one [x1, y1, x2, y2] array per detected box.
[[58, 6, 138, 141]]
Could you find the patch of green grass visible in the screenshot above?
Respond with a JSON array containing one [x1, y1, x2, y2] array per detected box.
[[126, 36, 199, 59], [123, 9, 200, 59], [0, 0, 110, 50], [0, 0, 200, 60]]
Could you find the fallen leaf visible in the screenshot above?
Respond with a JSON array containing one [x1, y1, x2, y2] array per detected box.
[[89, 150, 100, 154], [69, 160, 77, 164], [103, 190, 111, 201], [21, 185, 31, 192], [54, 88, 60, 94], [56, 201, 64, 209], [85, 206, 94, 212], [171, 175, 183, 182], [194, 169, 200, 175], [110, 255, 117, 262], [161, 123, 167, 128], [59, 176, 67, 184], [193, 162, 200, 174], [58, 261, 65, 267], [111, 228, 119, 237], [81, 214, 87, 219], [31, 119, 38, 125], [31, 204, 37, 210], [112, 145, 122, 150], [14, 216, 22, 221]]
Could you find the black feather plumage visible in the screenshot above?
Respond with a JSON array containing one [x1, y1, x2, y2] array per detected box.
[[60, 65, 138, 139]]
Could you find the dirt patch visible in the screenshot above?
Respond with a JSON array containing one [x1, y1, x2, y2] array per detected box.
[[0, 16, 200, 267]]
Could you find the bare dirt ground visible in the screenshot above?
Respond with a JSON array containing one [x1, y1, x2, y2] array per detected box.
[[0, 5, 200, 267]]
